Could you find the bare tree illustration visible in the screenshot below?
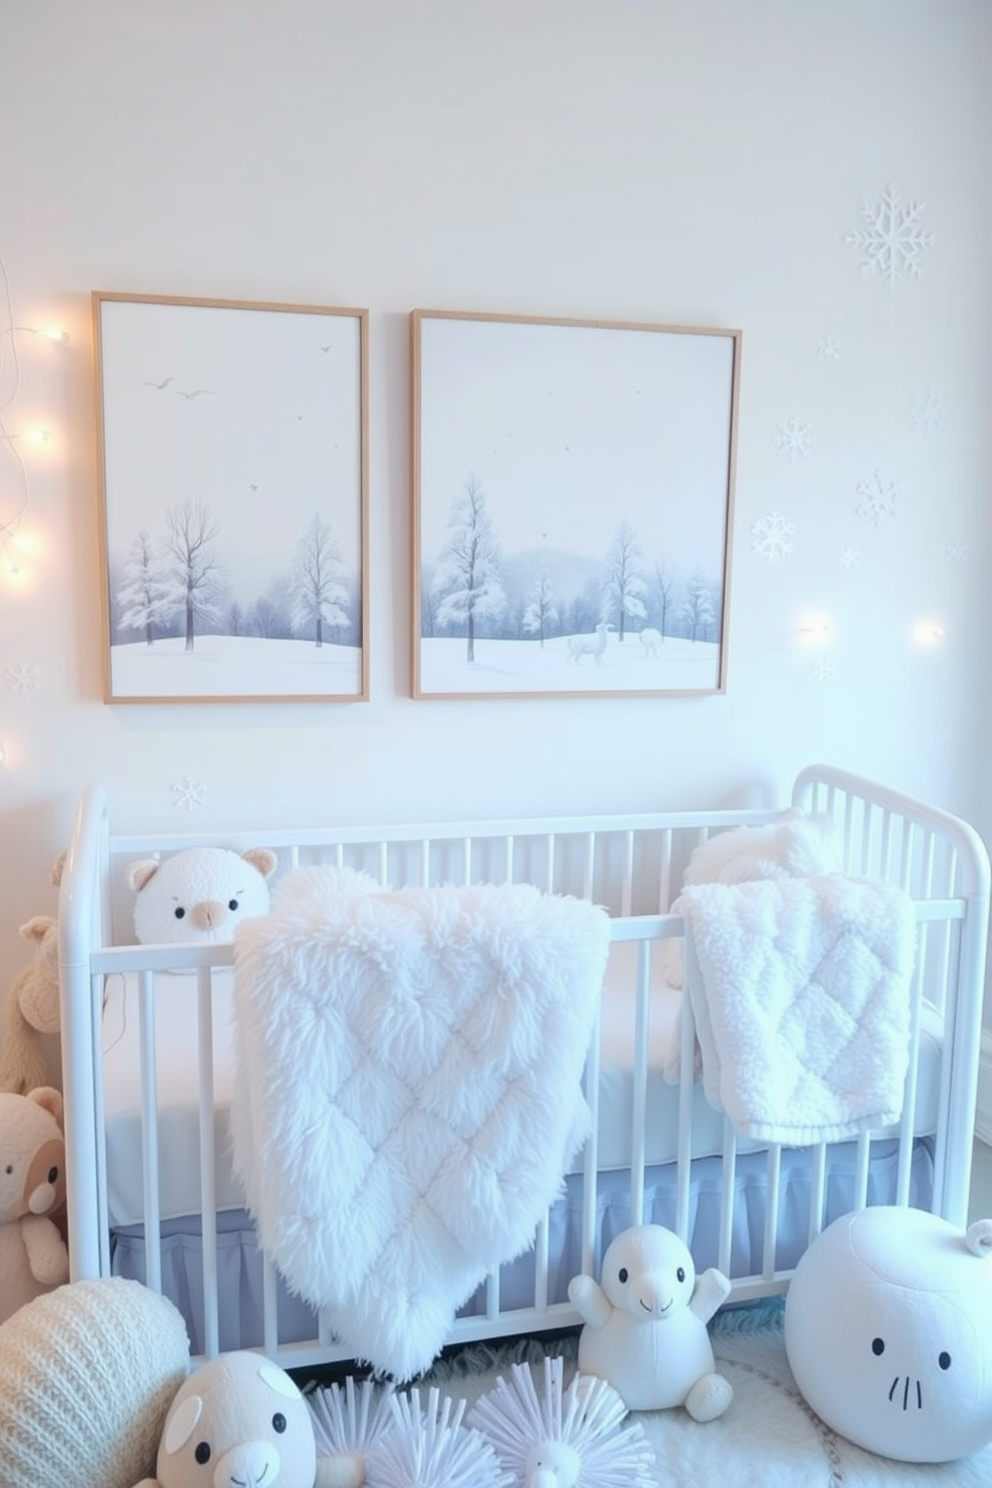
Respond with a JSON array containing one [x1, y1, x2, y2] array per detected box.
[[430, 473, 506, 662], [681, 566, 718, 641], [522, 565, 559, 647], [291, 512, 350, 647], [116, 528, 171, 645], [651, 559, 677, 642], [162, 499, 222, 651], [602, 519, 648, 642]]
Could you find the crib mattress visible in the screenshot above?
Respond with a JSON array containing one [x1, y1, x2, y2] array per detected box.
[[100, 944, 945, 1228]]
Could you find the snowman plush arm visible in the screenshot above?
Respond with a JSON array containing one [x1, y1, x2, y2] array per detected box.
[[568, 1272, 613, 1330], [690, 1266, 731, 1325]]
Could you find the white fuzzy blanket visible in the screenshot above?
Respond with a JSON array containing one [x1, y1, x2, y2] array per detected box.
[[672, 875, 917, 1145], [230, 868, 610, 1380]]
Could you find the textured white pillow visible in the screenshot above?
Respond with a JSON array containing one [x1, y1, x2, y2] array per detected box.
[[0, 1277, 190, 1488]]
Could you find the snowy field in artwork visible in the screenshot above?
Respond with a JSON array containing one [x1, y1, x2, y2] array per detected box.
[[111, 634, 362, 698], [420, 634, 719, 694]]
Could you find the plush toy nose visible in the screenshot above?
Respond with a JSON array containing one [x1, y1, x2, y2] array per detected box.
[[634, 1275, 672, 1317], [191, 900, 230, 931], [214, 1439, 279, 1488], [888, 1375, 924, 1411]]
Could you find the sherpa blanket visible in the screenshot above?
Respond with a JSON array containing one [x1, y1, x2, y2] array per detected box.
[[670, 875, 917, 1145], [230, 867, 611, 1381]]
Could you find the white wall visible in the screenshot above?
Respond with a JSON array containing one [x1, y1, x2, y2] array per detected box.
[[1, 2, 990, 990]]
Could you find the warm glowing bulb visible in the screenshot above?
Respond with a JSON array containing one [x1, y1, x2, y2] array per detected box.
[[13, 534, 34, 553], [797, 615, 832, 643], [45, 328, 70, 344], [24, 428, 51, 444], [0, 743, 6, 765], [913, 620, 945, 647]]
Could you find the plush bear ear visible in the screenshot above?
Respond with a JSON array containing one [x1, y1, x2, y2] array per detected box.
[[50, 850, 67, 887], [243, 847, 278, 881], [19, 915, 57, 945], [27, 1086, 64, 1125], [127, 859, 161, 894]]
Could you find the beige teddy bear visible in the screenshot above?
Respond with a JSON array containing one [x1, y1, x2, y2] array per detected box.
[[0, 1086, 70, 1327], [0, 854, 66, 1096]]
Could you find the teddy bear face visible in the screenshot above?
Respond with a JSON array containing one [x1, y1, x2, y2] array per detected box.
[[154, 1351, 316, 1488], [0, 1089, 65, 1224], [129, 847, 277, 947]]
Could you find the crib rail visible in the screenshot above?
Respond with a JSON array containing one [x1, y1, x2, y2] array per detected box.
[[57, 767, 990, 1372]]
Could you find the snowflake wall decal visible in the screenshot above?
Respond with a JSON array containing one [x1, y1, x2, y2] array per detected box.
[[750, 511, 795, 563], [172, 775, 207, 811], [816, 336, 841, 362], [838, 544, 861, 569], [855, 469, 902, 526], [908, 387, 949, 435], [845, 184, 934, 288], [935, 721, 964, 753], [5, 661, 41, 695], [946, 539, 968, 564], [811, 659, 836, 683], [773, 417, 815, 461]]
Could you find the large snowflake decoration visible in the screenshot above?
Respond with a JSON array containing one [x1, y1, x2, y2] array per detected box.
[[751, 511, 795, 563], [908, 386, 949, 435], [838, 544, 861, 569], [845, 184, 934, 287], [5, 661, 41, 695], [855, 469, 902, 526], [171, 775, 207, 811], [773, 417, 815, 461], [946, 539, 968, 564], [816, 336, 841, 362], [811, 659, 836, 683]]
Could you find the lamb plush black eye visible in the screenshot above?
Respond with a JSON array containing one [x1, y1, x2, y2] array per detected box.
[[174, 906, 186, 920], [194, 1442, 211, 1464], [677, 1267, 685, 1283], [228, 898, 239, 911], [272, 1413, 287, 1433], [618, 1267, 628, 1283], [939, 1352, 951, 1370], [872, 1338, 885, 1356]]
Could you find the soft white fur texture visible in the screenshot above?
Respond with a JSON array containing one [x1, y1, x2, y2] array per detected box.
[[231, 869, 611, 1380], [672, 875, 917, 1144]]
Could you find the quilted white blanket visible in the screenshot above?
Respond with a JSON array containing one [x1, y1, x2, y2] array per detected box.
[[674, 875, 917, 1145], [230, 868, 610, 1380]]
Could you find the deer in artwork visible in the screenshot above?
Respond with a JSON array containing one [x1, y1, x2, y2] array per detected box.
[[567, 622, 610, 665]]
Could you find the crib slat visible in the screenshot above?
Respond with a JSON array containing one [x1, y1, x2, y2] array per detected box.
[[197, 967, 220, 1359], [137, 970, 162, 1295]]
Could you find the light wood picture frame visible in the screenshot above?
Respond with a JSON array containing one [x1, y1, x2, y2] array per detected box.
[[93, 291, 369, 703], [411, 309, 741, 700]]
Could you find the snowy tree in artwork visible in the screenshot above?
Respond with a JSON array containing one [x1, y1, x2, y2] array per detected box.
[[845, 184, 934, 288], [291, 512, 350, 647], [117, 528, 171, 644], [161, 499, 222, 651], [430, 474, 506, 662], [522, 565, 559, 647], [601, 520, 648, 640], [681, 567, 717, 641]]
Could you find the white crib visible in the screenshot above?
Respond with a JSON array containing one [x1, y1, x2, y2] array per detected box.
[[57, 764, 990, 1373]]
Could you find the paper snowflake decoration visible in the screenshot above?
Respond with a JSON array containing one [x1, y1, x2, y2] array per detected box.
[[171, 775, 207, 811], [816, 336, 841, 362], [936, 721, 964, 752], [750, 511, 795, 563], [811, 659, 836, 683], [5, 661, 41, 695], [855, 469, 901, 526], [845, 184, 934, 287], [946, 539, 968, 564], [838, 544, 861, 569], [773, 417, 815, 461], [908, 386, 949, 435]]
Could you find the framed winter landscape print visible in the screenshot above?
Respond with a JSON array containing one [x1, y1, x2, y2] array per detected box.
[[93, 291, 369, 703], [411, 309, 741, 700]]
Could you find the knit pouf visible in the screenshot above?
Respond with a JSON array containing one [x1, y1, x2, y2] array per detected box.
[[0, 1277, 190, 1488]]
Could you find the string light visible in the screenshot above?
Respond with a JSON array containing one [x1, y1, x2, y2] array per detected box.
[[0, 254, 68, 579], [913, 619, 945, 647]]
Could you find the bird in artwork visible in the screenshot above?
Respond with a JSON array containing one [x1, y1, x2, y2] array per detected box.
[[143, 375, 173, 389], [174, 388, 213, 400]]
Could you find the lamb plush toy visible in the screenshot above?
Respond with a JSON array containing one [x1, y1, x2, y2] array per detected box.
[[131, 1351, 340, 1488], [128, 846, 278, 947], [568, 1224, 733, 1420]]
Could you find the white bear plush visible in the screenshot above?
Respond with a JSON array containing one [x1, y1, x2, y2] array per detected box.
[[127, 846, 277, 947]]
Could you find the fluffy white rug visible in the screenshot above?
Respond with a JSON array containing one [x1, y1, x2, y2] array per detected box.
[[419, 1303, 992, 1487]]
